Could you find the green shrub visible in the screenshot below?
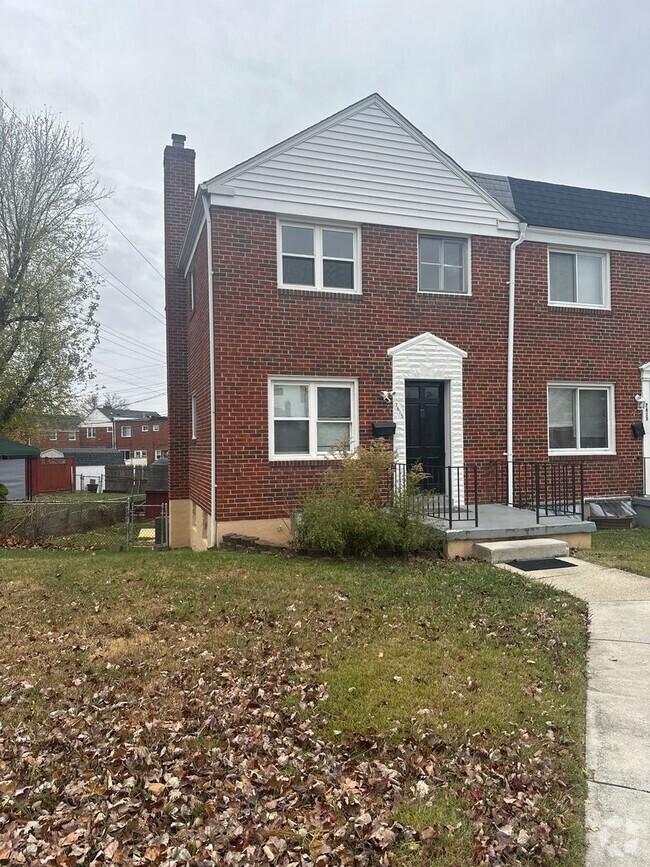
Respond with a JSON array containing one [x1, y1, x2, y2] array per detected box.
[[297, 439, 443, 557]]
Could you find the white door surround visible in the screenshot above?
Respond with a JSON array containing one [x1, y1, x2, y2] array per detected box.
[[387, 332, 467, 499], [641, 363, 650, 495]]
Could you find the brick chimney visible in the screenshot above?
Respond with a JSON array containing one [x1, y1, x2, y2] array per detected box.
[[164, 133, 195, 507]]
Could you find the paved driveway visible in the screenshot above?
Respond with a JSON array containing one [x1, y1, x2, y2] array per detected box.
[[505, 559, 650, 866]]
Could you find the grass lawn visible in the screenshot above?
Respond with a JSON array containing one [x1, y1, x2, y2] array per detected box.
[[0, 550, 587, 865], [578, 527, 650, 577]]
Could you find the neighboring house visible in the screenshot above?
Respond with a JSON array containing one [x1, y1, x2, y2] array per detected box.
[[41, 447, 126, 493], [0, 438, 39, 500], [163, 93, 650, 550], [30, 407, 169, 464], [28, 414, 82, 450]]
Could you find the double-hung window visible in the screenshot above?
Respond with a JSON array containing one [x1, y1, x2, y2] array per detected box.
[[134, 450, 147, 460], [548, 384, 615, 454], [548, 250, 608, 308], [86, 427, 96, 439], [419, 235, 469, 294], [49, 431, 58, 441], [121, 425, 131, 438], [279, 223, 359, 293], [68, 431, 77, 441], [142, 425, 149, 432], [270, 379, 357, 459]]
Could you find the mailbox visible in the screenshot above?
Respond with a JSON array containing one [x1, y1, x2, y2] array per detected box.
[[631, 421, 645, 438], [372, 421, 396, 438]]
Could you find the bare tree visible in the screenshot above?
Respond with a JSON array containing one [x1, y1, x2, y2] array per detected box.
[[80, 390, 130, 415], [0, 102, 106, 435]]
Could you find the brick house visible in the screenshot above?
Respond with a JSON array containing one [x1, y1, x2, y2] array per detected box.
[[164, 93, 650, 550], [31, 407, 169, 465]]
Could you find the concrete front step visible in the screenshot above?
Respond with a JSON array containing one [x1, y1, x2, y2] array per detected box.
[[474, 537, 570, 564]]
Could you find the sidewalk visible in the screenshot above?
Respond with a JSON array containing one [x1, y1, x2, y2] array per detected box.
[[503, 558, 650, 866]]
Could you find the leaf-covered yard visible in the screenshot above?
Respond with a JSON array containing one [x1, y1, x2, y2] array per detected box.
[[0, 550, 587, 865]]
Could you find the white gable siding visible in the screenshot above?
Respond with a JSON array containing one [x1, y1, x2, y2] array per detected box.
[[209, 104, 519, 237]]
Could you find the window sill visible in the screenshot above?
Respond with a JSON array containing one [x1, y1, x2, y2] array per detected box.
[[548, 301, 610, 312], [278, 284, 362, 297], [549, 449, 616, 457], [417, 290, 472, 298], [269, 453, 349, 462]]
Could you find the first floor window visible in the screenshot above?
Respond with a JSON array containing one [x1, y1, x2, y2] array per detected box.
[[548, 385, 614, 453], [49, 431, 58, 441], [121, 425, 131, 438], [155, 448, 168, 460], [419, 235, 469, 294], [86, 427, 96, 439], [549, 250, 607, 307], [270, 379, 357, 459], [121, 450, 131, 460], [68, 431, 77, 441], [134, 449, 147, 460], [280, 223, 358, 293]]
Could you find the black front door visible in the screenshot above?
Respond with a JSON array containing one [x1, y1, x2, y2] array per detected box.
[[405, 380, 445, 491]]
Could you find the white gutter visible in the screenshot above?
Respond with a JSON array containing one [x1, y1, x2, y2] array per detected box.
[[200, 187, 217, 548], [507, 222, 528, 505]]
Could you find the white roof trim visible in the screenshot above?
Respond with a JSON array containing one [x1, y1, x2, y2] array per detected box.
[[387, 332, 467, 359]]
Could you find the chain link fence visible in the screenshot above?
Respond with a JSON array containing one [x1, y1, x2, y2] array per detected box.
[[0, 495, 168, 551]]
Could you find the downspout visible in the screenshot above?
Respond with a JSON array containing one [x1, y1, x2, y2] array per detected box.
[[507, 222, 528, 505], [200, 187, 217, 548]]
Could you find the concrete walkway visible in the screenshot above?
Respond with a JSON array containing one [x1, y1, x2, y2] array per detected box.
[[502, 557, 650, 866]]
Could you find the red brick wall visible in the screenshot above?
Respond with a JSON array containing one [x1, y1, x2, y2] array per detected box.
[[182, 207, 650, 522], [114, 417, 169, 459], [164, 140, 195, 501]]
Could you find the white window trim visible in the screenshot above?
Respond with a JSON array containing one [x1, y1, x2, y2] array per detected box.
[[68, 431, 77, 441], [191, 393, 197, 440], [134, 449, 147, 459], [142, 425, 149, 432], [417, 233, 472, 296], [121, 449, 131, 460], [86, 427, 96, 439], [121, 425, 132, 438], [547, 382, 616, 456], [547, 247, 610, 310], [277, 220, 361, 295], [49, 432, 58, 441], [153, 424, 160, 431], [155, 448, 168, 460], [268, 376, 359, 461]]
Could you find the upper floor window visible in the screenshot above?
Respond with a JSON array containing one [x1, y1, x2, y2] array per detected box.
[[121, 425, 131, 438], [153, 424, 160, 431], [270, 378, 358, 460], [49, 431, 58, 441], [279, 223, 359, 294], [418, 235, 469, 295], [548, 384, 615, 454], [142, 425, 149, 432], [68, 431, 77, 441], [548, 250, 609, 308]]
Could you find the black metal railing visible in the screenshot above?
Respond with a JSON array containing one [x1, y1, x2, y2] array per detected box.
[[489, 460, 585, 522], [392, 462, 479, 528]]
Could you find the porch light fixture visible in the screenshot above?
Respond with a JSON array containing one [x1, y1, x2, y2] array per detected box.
[[380, 390, 395, 403]]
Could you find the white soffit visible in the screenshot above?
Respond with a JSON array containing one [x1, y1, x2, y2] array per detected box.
[[205, 94, 520, 237]]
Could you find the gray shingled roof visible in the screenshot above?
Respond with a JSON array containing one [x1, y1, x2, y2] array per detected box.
[[471, 173, 650, 240], [59, 449, 125, 467]]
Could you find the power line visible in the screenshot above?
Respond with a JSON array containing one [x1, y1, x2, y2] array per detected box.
[[95, 261, 165, 320], [126, 390, 168, 406], [93, 360, 165, 375], [92, 201, 165, 280], [97, 321, 166, 358], [88, 264, 166, 325], [96, 335, 167, 364]]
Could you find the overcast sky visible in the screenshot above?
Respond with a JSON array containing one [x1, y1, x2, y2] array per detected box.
[[2, 0, 649, 415]]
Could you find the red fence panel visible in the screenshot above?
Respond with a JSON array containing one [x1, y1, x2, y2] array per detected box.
[[33, 458, 75, 495]]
